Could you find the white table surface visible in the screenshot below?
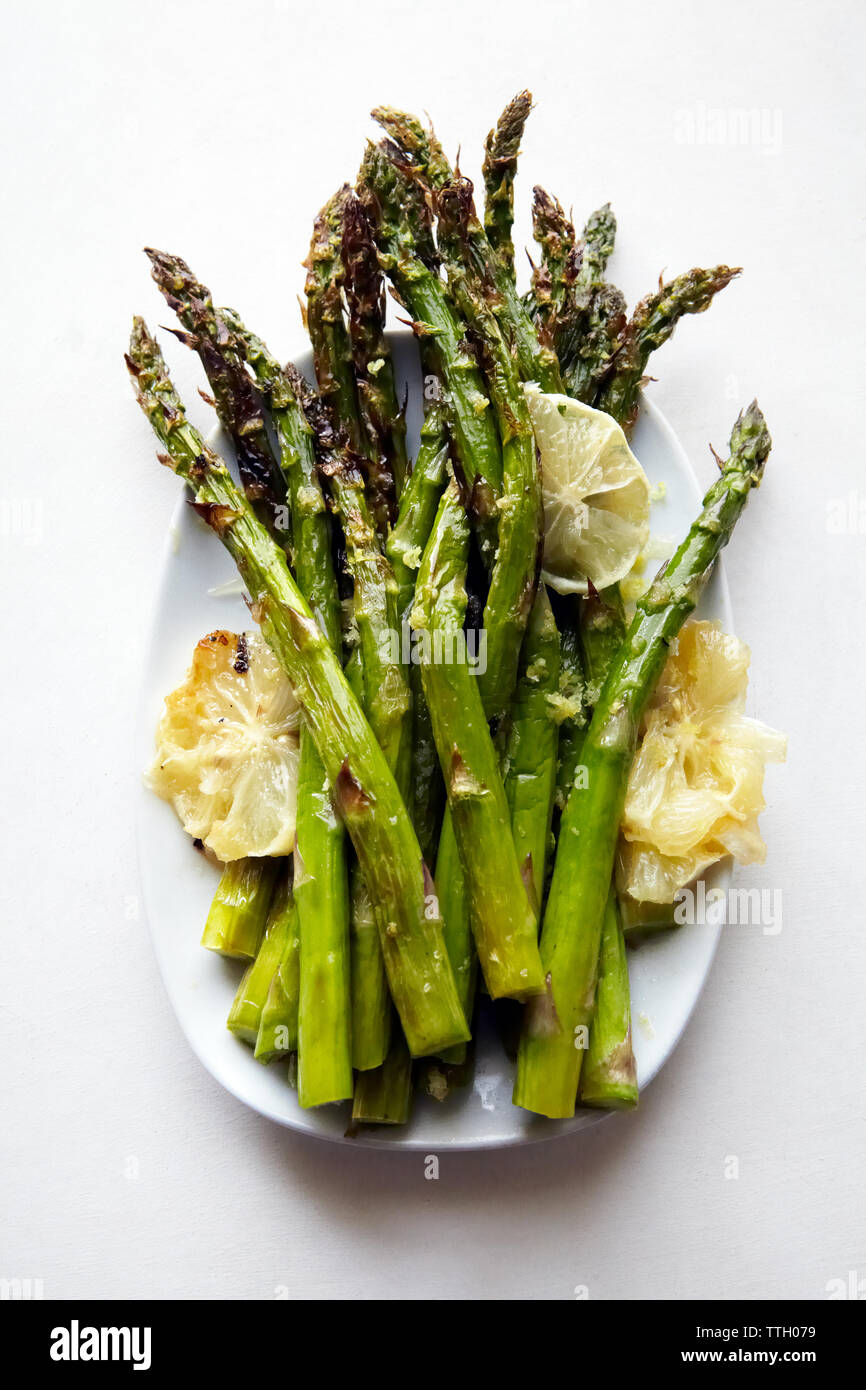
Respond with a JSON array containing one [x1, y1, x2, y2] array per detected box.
[[2, 0, 864, 1301]]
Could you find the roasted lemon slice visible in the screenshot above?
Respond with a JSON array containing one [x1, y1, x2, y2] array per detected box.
[[148, 630, 300, 861], [524, 384, 651, 594], [618, 620, 786, 903]]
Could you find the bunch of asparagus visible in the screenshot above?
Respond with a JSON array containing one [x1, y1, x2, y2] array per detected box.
[[127, 92, 771, 1125]]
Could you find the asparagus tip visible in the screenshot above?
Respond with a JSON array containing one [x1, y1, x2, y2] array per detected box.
[[484, 89, 533, 163], [730, 398, 771, 479]]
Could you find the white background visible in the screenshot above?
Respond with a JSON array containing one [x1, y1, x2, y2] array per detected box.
[[1, 0, 864, 1300]]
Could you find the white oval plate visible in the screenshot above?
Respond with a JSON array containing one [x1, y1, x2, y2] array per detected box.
[[135, 332, 732, 1150]]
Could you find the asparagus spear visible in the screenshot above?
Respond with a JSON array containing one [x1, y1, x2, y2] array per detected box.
[[348, 870, 391, 1070], [298, 364, 413, 1072], [594, 265, 741, 433], [385, 402, 450, 861], [353, 410, 451, 1107], [386, 404, 449, 619], [482, 90, 532, 282], [296, 376, 411, 783], [280, 255, 400, 1067], [436, 175, 543, 722], [579, 582, 629, 704], [413, 481, 544, 1000], [358, 140, 504, 537], [293, 732, 353, 1103], [577, 202, 617, 284], [618, 897, 679, 939], [224, 316, 354, 1106], [389, 405, 474, 1055], [528, 188, 579, 347], [503, 585, 561, 911], [514, 401, 772, 1116], [551, 596, 589, 818], [342, 191, 408, 507], [337, 639, 390, 1073], [201, 857, 280, 959], [304, 188, 367, 453], [254, 882, 301, 1062], [143, 265, 305, 979], [371, 106, 562, 392], [561, 207, 627, 405], [144, 249, 285, 525], [221, 315, 340, 642], [578, 888, 638, 1108], [227, 869, 297, 1044], [127, 321, 470, 1058], [530, 196, 626, 405], [228, 317, 403, 1080], [577, 583, 637, 1109], [352, 1032, 413, 1125], [432, 816, 475, 1061]]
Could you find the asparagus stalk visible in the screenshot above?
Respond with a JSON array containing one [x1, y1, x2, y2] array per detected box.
[[436, 175, 543, 722], [514, 401, 772, 1116], [127, 321, 470, 1057], [578, 888, 638, 1108], [342, 191, 408, 507], [304, 226, 414, 1068], [482, 90, 532, 282], [348, 870, 391, 1070], [201, 857, 280, 959], [385, 402, 450, 861], [298, 351, 413, 1073], [594, 265, 741, 433], [386, 404, 450, 618], [352, 1032, 413, 1125], [371, 106, 563, 392], [225, 314, 403, 1082], [413, 482, 544, 1000], [358, 141, 504, 539], [293, 726, 354, 1102], [432, 816, 475, 1061], [618, 896, 679, 939], [391, 406, 474, 1057], [577, 583, 637, 1109], [254, 882, 301, 1062], [301, 255, 417, 1067], [338, 636, 390, 1071], [227, 869, 297, 1044], [352, 408, 451, 1098], [144, 250, 284, 525], [551, 596, 589, 818], [580, 583, 629, 696], [503, 585, 561, 911], [225, 317, 354, 1106]]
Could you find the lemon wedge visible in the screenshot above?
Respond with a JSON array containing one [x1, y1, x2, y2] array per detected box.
[[148, 630, 301, 861], [618, 621, 787, 903], [524, 384, 651, 594]]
